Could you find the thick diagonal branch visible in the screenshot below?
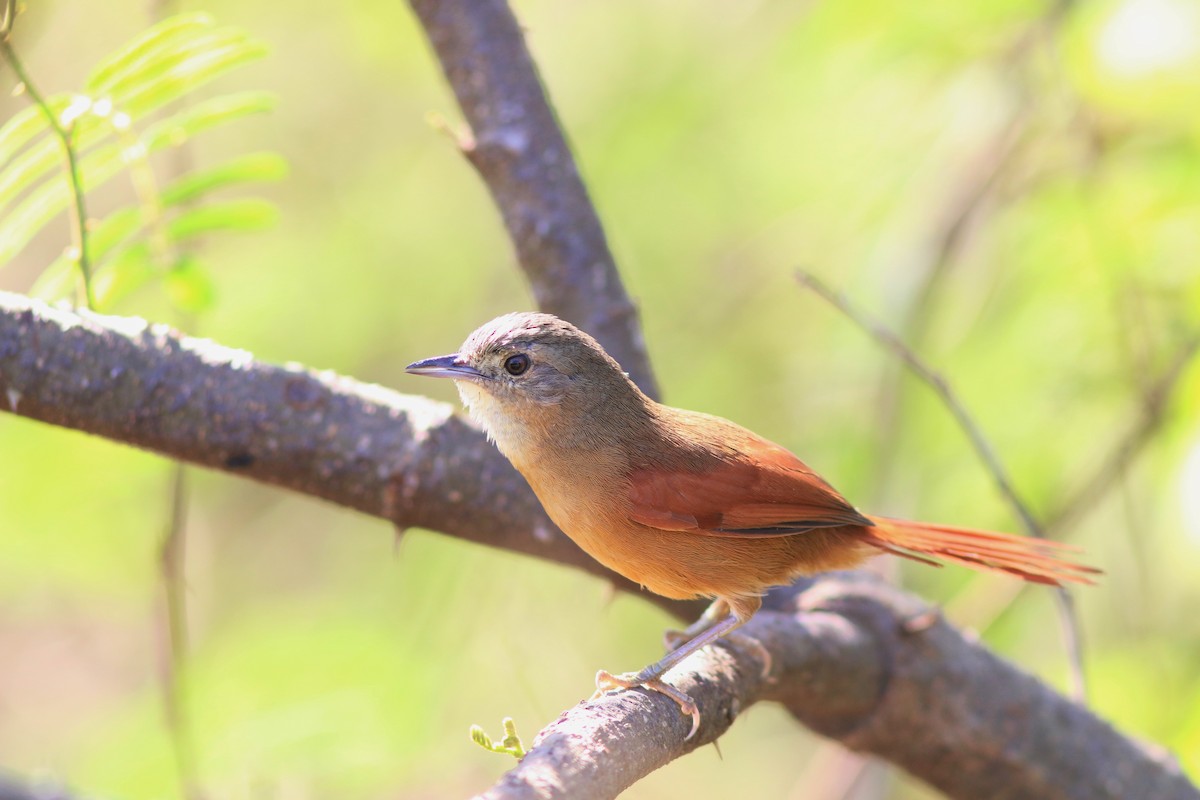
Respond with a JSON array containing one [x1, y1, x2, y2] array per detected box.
[[478, 574, 1198, 800], [407, 0, 658, 398]]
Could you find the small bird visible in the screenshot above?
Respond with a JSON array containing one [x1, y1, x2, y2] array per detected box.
[[407, 312, 1097, 739]]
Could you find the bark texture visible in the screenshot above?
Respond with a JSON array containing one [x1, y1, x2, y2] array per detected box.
[[408, 0, 659, 398], [475, 575, 1197, 800], [0, 292, 691, 618]]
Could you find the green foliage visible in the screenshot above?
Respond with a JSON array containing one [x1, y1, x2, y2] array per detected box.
[[0, 12, 285, 311], [469, 717, 527, 759]]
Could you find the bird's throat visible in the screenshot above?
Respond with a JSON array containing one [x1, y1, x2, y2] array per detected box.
[[454, 380, 541, 469]]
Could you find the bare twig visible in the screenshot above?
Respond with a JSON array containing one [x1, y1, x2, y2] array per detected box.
[[406, 0, 659, 399], [158, 464, 205, 800], [798, 271, 1043, 537], [0, 1, 94, 308], [795, 270, 1089, 701], [868, 0, 1076, 503], [1048, 332, 1200, 534], [945, 331, 1200, 629]]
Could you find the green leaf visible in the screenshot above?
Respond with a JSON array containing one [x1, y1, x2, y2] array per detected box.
[[469, 725, 494, 750], [0, 134, 58, 218], [0, 93, 275, 266], [94, 243, 157, 307], [468, 718, 526, 759], [87, 13, 217, 94], [161, 152, 288, 207], [0, 95, 77, 215], [167, 198, 278, 240], [99, 27, 260, 105], [0, 39, 271, 223], [0, 95, 132, 217], [112, 35, 270, 119], [142, 91, 276, 150], [0, 100, 62, 168], [0, 136, 142, 265], [164, 256, 216, 314], [86, 206, 145, 259], [27, 207, 146, 303], [0, 13, 280, 280], [27, 256, 76, 303], [0, 176, 83, 268]]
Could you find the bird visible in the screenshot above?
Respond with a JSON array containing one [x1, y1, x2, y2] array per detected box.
[[406, 312, 1097, 739]]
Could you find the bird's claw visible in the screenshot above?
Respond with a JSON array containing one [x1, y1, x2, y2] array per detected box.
[[593, 669, 701, 740]]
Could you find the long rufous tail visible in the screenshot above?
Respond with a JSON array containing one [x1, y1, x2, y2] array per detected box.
[[862, 516, 1099, 586]]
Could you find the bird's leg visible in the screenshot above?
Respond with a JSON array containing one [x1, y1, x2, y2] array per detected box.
[[593, 596, 762, 740], [663, 598, 730, 650], [666, 596, 771, 677]]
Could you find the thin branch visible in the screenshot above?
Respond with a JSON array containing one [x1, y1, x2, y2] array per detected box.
[[866, 2, 1070, 504], [945, 330, 1200, 629], [476, 573, 1198, 800], [1047, 332, 1200, 533], [799, 273, 1040, 535], [795, 270, 1089, 701], [0, 5, 94, 308], [158, 464, 205, 800], [406, 0, 659, 399]]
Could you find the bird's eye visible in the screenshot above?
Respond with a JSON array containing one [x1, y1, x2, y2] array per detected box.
[[504, 353, 530, 376]]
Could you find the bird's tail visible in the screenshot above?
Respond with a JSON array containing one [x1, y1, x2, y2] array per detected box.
[[862, 516, 1099, 586]]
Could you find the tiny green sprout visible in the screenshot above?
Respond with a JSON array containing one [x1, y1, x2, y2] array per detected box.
[[469, 717, 526, 759]]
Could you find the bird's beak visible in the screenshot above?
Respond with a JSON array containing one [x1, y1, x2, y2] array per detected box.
[[405, 353, 485, 380]]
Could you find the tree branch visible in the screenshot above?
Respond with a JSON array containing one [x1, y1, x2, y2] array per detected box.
[[406, 0, 659, 398], [795, 269, 1089, 699], [0, 773, 78, 800], [3, 292, 1196, 799], [476, 574, 1198, 800], [0, 291, 693, 620]]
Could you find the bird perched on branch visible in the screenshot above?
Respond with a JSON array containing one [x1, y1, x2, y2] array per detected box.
[[407, 312, 1097, 739]]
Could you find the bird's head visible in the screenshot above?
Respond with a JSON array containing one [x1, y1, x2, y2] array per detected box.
[[406, 312, 646, 458]]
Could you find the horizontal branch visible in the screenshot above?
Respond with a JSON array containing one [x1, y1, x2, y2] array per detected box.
[[479, 574, 1199, 800], [0, 291, 693, 618]]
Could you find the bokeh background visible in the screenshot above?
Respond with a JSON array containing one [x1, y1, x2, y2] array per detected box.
[[2, 0, 1199, 798]]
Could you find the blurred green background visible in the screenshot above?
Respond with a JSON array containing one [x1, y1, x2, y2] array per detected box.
[[2, 0, 1199, 798]]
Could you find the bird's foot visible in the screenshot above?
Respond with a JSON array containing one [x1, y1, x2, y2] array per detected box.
[[592, 669, 701, 741]]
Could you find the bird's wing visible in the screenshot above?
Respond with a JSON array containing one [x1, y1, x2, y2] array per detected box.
[[626, 424, 872, 537]]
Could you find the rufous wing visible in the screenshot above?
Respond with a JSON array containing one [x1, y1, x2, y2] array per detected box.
[[626, 432, 872, 536]]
